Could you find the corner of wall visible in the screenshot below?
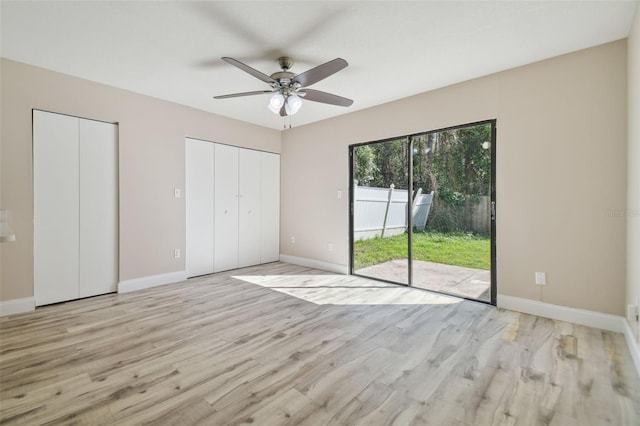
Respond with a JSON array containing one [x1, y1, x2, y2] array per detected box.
[[627, 3, 640, 346]]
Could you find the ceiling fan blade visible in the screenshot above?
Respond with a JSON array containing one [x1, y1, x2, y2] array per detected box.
[[214, 90, 274, 99], [221, 57, 277, 85], [299, 89, 353, 107], [293, 58, 348, 87]]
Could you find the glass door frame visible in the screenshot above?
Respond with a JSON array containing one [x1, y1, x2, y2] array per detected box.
[[349, 119, 497, 305]]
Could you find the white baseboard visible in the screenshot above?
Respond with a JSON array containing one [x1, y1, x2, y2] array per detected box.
[[0, 297, 35, 316], [497, 294, 623, 333], [279, 255, 348, 275], [118, 270, 188, 293], [622, 319, 640, 377]]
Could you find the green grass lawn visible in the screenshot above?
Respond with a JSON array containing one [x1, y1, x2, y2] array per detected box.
[[354, 231, 490, 270]]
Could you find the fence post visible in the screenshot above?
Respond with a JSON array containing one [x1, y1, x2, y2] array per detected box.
[[411, 187, 423, 226], [353, 179, 358, 231], [381, 184, 395, 237]]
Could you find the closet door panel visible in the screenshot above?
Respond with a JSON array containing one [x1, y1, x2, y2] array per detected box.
[[185, 138, 215, 277], [260, 153, 280, 263], [33, 110, 80, 306], [238, 149, 261, 268], [214, 144, 239, 272], [79, 119, 119, 297]]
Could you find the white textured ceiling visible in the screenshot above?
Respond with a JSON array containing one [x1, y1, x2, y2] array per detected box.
[[1, 1, 637, 130]]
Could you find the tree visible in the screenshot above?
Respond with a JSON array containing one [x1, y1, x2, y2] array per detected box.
[[353, 123, 492, 233], [430, 124, 491, 199], [353, 138, 408, 189], [353, 144, 378, 186]]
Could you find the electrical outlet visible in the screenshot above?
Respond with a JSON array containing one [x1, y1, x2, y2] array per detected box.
[[327, 242, 333, 252], [290, 236, 295, 244], [174, 249, 181, 259], [535, 272, 546, 286], [629, 304, 640, 322]]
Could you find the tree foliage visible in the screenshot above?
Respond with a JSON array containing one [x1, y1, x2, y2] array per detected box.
[[353, 124, 490, 196], [353, 123, 492, 233], [353, 144, 377, 186]]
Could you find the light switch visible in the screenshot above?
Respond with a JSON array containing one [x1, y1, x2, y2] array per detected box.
[[174, 187, 181, 198], [337, 190, 342, 199]]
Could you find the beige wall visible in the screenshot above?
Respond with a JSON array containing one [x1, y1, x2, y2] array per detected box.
[[0, 58, 280, 301], [281, 40, 628, 316], [628, 9, 640, 341], [1, 40, 630, 318]]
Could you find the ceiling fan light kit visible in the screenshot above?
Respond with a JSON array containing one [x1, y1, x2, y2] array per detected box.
[[284, 94, 302, 115], [215, 56, 353, 118], [268, 93, 285, 114]]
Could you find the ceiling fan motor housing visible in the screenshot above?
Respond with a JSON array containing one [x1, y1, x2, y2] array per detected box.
[[277, 56, 294, 71], [271, 57, 297, 92]]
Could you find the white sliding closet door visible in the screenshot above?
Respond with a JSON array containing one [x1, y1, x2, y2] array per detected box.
[[214, 144, 239, 272], [238, 149, 261, 268], [261, 153, 280, 263], [79, 119, 119, 297], [33, 110, 118, 306], [33, 111, 80, 306], [185, 138, 215, 277]]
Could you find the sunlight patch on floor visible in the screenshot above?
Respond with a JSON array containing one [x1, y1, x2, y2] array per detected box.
[[232, 274, 462, 306]]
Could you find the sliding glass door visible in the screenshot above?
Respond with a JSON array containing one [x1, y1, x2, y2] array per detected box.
[[351, 138, 410, 284], [350, 120, 496, 304]]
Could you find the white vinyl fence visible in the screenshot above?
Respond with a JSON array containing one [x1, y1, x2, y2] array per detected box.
[[354, 183, 434, 241]]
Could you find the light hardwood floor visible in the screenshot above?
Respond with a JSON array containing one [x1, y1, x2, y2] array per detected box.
[[1, 262, 639, 425]]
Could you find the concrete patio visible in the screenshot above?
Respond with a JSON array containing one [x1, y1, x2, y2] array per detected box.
[[356, 259, 491, 303]]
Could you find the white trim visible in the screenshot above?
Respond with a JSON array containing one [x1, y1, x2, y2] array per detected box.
[[118, 270, 188, 293], [0, 297, 35, 316], [497, 294, 623, 333], [279, 255, 348, 275], [622, 319, 640, 377]]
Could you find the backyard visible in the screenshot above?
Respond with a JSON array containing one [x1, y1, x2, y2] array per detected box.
[[354, 231, 490, 271], [352, 122, 493, 301]]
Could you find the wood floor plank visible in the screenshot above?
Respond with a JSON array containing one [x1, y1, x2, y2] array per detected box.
[[1, 262, 639, 425]]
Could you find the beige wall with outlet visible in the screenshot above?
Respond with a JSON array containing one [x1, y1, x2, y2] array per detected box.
[[628, 10, 640, 341], [281, 40, 628, 316], [0, 58, 280, 302]]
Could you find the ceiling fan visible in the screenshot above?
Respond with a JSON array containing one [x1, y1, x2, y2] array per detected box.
[[214, 56, 353, 117]]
